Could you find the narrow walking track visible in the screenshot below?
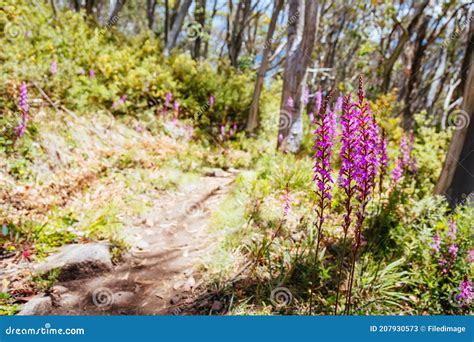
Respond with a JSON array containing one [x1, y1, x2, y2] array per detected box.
[[45, 172, 236, 315]]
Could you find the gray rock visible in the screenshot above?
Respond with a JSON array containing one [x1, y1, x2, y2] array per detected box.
[[204, 168, 227, 177], [18, 296, 52, 315], [35, 243, 112, 281], [59, 293, 82, 307]]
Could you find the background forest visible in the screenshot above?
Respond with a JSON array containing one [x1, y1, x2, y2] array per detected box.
[[0, 0, 473, 316]]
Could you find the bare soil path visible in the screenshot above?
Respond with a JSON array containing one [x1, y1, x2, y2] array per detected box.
[[45, 171, 236, 315]]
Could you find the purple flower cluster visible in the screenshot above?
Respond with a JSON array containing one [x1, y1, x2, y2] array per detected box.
[[313, 92, 337, 203], [50, 60, 58, 75], [174, 100, 180, 114], [392, 158, 403, 184], [353, 102, 379, 203], [431, 233, 441, 253], [15, 82, 29, 139], [281, 185, 292, 217], [312, 77, 386, 314], [218, 122, 238, 141], [457, 277, 472, 304], [468, 249, 474, 263], [338, 95, 360, 191], [165, 92, 172, 108], [433, 217, 460, 275], [392, 132, 416, 185], [112, 94, 127, 108]]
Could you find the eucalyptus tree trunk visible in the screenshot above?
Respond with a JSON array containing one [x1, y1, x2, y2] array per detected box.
[[192, 0, 206, 60], [146, 0, 157, 30], [85, 0, 95, 16], [109, 0, 126, 23], [434, 20, 474, 206], [380, 0, 429, 92], [246, 0, 284, 133], [226, 0, 252, 68], [277, 0, 318, 153], [164, 0, 192, 55]]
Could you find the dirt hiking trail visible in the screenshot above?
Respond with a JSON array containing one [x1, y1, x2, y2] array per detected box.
[[45, 171, 236, 315]]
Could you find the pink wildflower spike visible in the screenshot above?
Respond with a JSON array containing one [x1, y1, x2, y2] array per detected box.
[[209, 95, 214, 107], [50, 60, 57, 75], [313, 90, 336, 202], [448, 243, 458, 257], [49, 60, 58, 76], [89, 68, 95, 80], [457, 277, 473, 304], [278, 133, 283, 143], [400, 134, 410, 167], [19, 82, 29, 113], [174, 100, 179, 114], [165, 92, 172, 108], [392, 158, 403, 184], [312, 90, 337, 267], [281, 184, 292, 217], [431, 233, 441, 253], [15, 82, 29, 139], [468, 249, 474, 263], [309, 112, 314, 122], [448, 217, 457, 241]]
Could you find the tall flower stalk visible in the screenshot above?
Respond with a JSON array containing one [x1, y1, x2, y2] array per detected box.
[[312, 90, 336, 261], [330, 76, 384, 315], [345, 78, 380, 314], [15, 82, 29, 139], [334, 94, 360, 315]]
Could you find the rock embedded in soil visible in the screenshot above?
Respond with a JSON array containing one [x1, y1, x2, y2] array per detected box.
[[204, 168, 228, 177], [34, 243, 112, 281], [18, 296, 52, 315]]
